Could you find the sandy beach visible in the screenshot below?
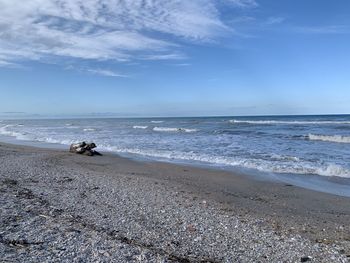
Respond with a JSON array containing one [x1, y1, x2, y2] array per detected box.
[[0, 142, 349, 262]]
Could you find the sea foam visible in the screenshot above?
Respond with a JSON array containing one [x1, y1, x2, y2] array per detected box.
[[308, 134, 350, 144], [151, 121, 164, 123], [83, 128, 96, 132], [1, 116, 349, 180], [0, 125, 28, 140], [153, 127, 197, 133], [0, 124, 76, 145], [98, 144, 350, 178], [133, 125, 148, 129], [229, 119, 350, 125]]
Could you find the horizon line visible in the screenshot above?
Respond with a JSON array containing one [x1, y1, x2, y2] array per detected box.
[[1, 113, 349, 120]]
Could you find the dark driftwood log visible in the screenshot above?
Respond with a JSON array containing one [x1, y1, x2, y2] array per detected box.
[[69, 142, 102, 156]]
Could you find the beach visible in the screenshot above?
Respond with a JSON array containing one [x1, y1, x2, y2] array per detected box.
[[0, 142, 349, 262], [2, 0, 350, 261]]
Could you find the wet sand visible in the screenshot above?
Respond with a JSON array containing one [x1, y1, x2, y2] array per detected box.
[[0, 142, 349, 262]]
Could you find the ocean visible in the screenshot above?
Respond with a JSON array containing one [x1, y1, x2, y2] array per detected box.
[[1, 115, 350, 194]]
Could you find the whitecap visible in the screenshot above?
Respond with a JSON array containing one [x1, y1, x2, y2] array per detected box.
[[307, 134, 350, 144], [83, 128, 96, 132], [133, 126, 148, 129], [151, 121, 164, 123], [315, 164, 350, 178], [229, 119, 350, 125], [153, 127, 197, 133], [0, 125, 30, 140], [270, 154, 300, 162], [96, 144, 350, 178]]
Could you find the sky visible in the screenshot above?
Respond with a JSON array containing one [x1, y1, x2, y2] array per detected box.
[[0, 0, 350, 117]]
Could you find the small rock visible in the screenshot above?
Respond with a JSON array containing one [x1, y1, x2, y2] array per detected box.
[[194, 236, 202, 242], [300, 256, 312, 262], [187, 224, 196, 232]]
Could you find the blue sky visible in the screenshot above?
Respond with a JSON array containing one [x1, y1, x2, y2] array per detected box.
[[0, 0, 349, 117]]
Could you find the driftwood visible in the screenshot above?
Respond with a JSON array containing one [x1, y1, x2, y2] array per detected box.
[[69, 142, 102, 156]]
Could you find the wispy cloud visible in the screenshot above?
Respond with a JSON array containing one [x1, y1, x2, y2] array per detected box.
[[0, 59, 26, 69], [225, 0, 258, 8], [171, 63, 192, 67], [86, 69, 128, 78], [141, 53, 187, 61], [0, 60, 16, 67], [264, 16, 286, 25], [0, 0, 239, 68], [294, 25, 350, 34]]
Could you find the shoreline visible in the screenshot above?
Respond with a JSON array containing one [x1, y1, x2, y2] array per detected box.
[[1, 135, 350, 198], [0, 142, 349, 262]]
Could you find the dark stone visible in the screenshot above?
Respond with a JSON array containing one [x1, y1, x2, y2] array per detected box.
[[3, 178, 18, 186], [300, 256, 312, 262]]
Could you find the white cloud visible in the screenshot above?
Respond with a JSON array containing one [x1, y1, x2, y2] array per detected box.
[[86, 68, 128, 78], [225, 0, 258, 8], [0, 60, 15, 67], [0, 0, 235, 67], [141, 53, 187, 61]]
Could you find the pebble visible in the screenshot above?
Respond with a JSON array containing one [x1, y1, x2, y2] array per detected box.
[[0, 144, 348, 262]]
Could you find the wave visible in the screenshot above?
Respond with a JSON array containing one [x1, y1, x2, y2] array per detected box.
[[133, 125, 148, 129], [65, 123, 80, 129], [151, 120, 164, 123], [153, 127, 197, 133], [1, 122, 348, 178], [0, 125, 28, 140], [99, 145, 350, 178], [307, 134, 350, 144], [229, 119, 350, 125], [83, 128, 96, 132], [36, 137, 76, 145], [0, 124, 76, 145], [270, 154, 300, 162]]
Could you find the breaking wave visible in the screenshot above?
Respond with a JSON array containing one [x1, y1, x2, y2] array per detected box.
[[83, 128, 96, 132], [153, 127, 197, 133], [98, 145, 350, 178], [307, 134, 350, 144], [0, 125, 28, 140], [151, 121, 164, 123], [1, 116, 350, 180], [0, 124, 75, 145], [229, 119, 350, 125], [133, 126, 148, 129]]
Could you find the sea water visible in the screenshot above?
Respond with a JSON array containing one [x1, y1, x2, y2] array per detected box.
[[1, 115, 350, 195]]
